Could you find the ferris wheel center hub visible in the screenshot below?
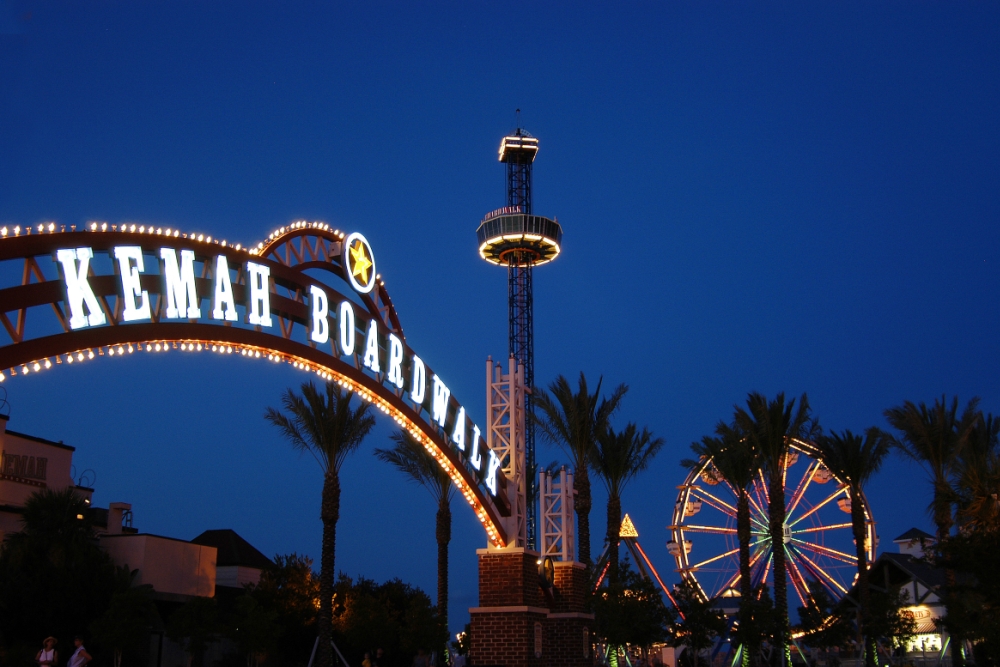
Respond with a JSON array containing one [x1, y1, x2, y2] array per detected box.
[[783, 523, 792, 544]]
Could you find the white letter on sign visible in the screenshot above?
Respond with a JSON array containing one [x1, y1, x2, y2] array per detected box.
[[362, 319, 380, 372], [114, 246, 151, 322], [469, 424, 483, 470], [246, 262, 272, 327], [431, 375, 450, 428], [485, 448, 501, 496], [160, 248, 201, 319], [338, 301, 356, 355], [387, 333, 404, 388], [410, 355, 426, 405], [212, 255, 238, 322], [451, 406, 466, 451], [309, 285, 329, 344], [55, 248, 106, 329]]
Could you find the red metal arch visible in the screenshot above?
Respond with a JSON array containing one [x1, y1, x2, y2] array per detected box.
[[0, 221, 509, 546]]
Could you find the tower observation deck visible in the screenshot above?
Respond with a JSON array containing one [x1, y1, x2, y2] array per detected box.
[[476, 126, 563, 549]]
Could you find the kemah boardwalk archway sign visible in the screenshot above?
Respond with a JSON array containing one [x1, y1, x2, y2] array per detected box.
[[0, 221, 511, 545], [0, 219, 592, 667]]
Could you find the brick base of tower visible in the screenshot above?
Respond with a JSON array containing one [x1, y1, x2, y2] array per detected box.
[[470, 549, 594, 667]]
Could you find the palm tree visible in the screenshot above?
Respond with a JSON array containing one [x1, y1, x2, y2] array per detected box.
[[885, 396, 980, 544], [374, 429, 455, 624], [732, 392, 813, 667], [533, 373, 627, 566], [265, 381, 376, 667], [591, 422, 665, 584], [814, 428, 892, 667], [684, 421, 757, 667], [953, 412, 999, 533], [885, 396, 980, 667]]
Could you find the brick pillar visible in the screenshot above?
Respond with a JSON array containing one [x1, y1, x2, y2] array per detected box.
[[547, 561, 594, 667], [470, 549, 593, 667]]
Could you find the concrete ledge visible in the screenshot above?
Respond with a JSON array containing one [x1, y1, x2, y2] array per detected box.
[[470, 606, 550, 615], [476, 546, 540, 556], [552, 561, 588, 571]]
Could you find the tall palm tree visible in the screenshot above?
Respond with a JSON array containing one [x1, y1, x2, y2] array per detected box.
[[684, 421, 757, 667], [885, 396, 980, 667], [374, 430, 455, 624], [733, 392, 813, 667], [814, 428, 892, 667], [884, 396, 980, 544], [591, 422, 665, 584], [533, 373, 628, 566], [265, 381, 375, 667]]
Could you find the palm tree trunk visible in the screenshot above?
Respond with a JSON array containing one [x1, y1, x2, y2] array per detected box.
[[575, 465, 593, 566], [933, 483, 963, 667], [436, 496, 451, 625], [318, 470, 340, 667], [768, 470, 790, 667], [736, 491, 753, 667], [606, 492, 622, 584], [850, 489, 876, 667]]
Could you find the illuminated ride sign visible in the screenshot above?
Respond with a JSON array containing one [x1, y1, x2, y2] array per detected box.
[[0, 221, 510, 546]]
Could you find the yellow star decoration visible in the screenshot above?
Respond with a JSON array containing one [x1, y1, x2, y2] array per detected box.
[[349, 239, 373, 285]]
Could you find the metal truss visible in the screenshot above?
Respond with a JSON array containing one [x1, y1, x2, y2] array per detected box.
[[538, 466, 575, 562], [486, 355, 526, 548]]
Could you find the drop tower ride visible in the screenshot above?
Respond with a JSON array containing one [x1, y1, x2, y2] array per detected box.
[[476, 123, 563, 549]]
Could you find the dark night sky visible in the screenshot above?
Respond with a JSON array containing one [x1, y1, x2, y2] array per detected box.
[[1, 1, 998, 634]]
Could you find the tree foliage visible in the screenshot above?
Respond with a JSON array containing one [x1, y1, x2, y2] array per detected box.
[[330, 574, 445, 667], [593, 558, 671, 650], [0, 488, 118, 657], [249, 553, 319, 667], [166, 596, 219, 667], [89, 569, 160, 667], [668, 579, 727, 667], [227, 595, 280, 667]]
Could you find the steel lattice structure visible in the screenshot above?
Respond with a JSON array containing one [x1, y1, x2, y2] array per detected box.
[[669, 438, 876, 609], [0, 220, 512, 546]]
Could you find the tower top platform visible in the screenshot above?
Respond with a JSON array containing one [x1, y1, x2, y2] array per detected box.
[[499, 130, 538, 164]]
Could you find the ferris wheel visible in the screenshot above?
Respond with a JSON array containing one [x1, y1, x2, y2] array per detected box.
[[668, 438, 876, 609]]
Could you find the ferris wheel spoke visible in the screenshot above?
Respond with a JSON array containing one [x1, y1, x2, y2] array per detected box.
[[689, 486, 738, 518], [754, 548, 773, 591], [744, 488, 768, 523], [756, 469, 771, 506], [786, 460, 821, 519], [790, 538, 857, 565], [684, 546, 740, 572], [793, 522, 853, 535], [791, 545, 849, 596], [715, 545, 766, 594], [682, 524, 738, 535], [787, 486, 847, 528], [784, 546, 813, 607]]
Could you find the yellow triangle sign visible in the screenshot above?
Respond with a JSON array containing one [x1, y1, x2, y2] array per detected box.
[[619, 513, 639, 538]]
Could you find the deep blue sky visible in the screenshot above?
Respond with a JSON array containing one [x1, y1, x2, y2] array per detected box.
[[2, 1, 998, 633]]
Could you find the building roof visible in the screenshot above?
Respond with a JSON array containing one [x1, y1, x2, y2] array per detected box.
[[893, 527, 935, 542], [844, 551, 947, 608], [191, 529, 271, 569]]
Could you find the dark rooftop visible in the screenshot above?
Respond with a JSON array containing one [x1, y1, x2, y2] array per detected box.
[[191, 529, 272, 570], [893, 527, 936, 542]]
